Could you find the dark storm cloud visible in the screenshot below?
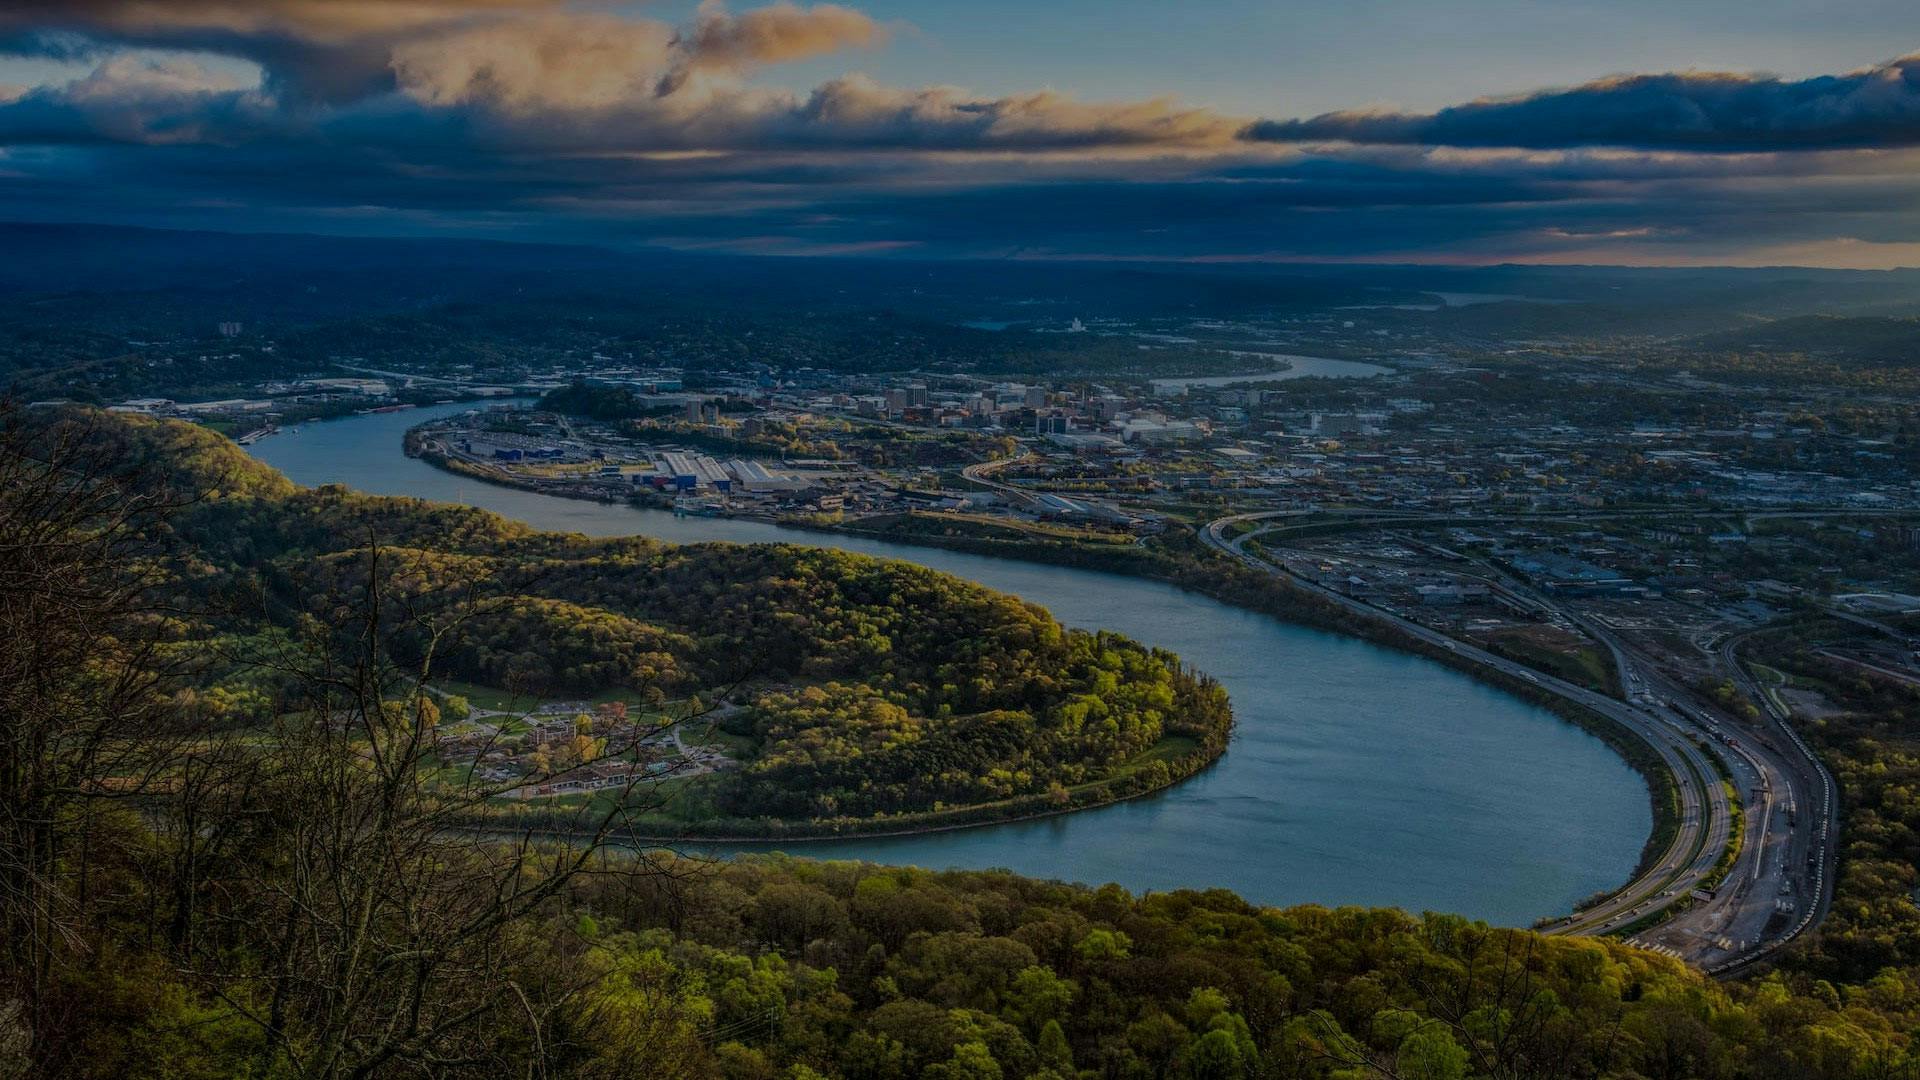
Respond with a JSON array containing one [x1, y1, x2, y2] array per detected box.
[[0, 54, 274, 145], [1246, 53, 1920, 151], [0, 0, 558, 102], [12, 128, 1902, 266], [668, 144, 1920, 262]]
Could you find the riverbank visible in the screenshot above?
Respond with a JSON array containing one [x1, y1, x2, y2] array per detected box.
[[468, 723, 1230, 842]]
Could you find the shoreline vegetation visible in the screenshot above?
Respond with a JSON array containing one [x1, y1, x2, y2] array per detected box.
[[406, 429, 1680, 892], [465, 731, 1227, 844], [450, 694, 1233, 843]]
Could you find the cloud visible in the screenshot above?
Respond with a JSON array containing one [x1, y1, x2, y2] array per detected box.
[[389, 14, 676, 111], [1245, 52, 1920, 151], [0, 0, 577, 101], [762, 76, 1242, 150], [391, 2, 883, 111], [0, 46, 1244, 156], [0, 53, 270, 145], [11, 121, 1920, 267], [383, 70, 1242, 152], [1, 0, 884, 108], [0, 0, 1232, 153], [4, 4, 1920, 266], [679, 1, 883, 72], [0, 1, 563, 43]]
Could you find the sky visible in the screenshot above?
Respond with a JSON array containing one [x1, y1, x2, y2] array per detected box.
[[4, 0, 1920, 266]]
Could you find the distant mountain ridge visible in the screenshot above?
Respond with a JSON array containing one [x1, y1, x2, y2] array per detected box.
[[8, 220, 1920, 316]]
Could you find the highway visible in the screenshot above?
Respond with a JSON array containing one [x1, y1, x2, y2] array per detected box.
[[960, 456, 1042, 510], [1481, 565, 1831, 971], [1708, 631, 1839, 972], [1202, 510, 1836, 973]]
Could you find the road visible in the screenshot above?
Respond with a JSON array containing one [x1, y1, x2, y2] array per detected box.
[[1485, 566, 1831, 973], [1816, 605, 1916, 645], [1816, 649, 1920, 689], [1203, 510, 1834, 973], [1703, 631, 1838, 973], [1223, 505, 1918, 550], [960, 456, 1043, 509], [335, 362, 463, 388]]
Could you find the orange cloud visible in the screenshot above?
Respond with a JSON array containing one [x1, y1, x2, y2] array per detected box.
[[2, 0, 1246, 153], [680, 1, 884, 71], [391, 14, 675, 110]]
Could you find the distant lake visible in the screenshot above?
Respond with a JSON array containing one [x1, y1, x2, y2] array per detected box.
[[1150, 352, 1392, 391], [250, 403, 1648, 925], [1340, 292, 1579, 312]]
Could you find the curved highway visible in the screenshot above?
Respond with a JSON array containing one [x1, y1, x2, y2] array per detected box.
[[1445, 537, 1834, 972], [1204, 509, 1835, 972]]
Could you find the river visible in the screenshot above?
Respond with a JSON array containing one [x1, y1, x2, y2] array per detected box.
[[1149, 353, 1393, 392], [250, 403, 1648, 925]]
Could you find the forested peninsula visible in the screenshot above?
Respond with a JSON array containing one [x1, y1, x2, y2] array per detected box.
[[71, 408, 1232, 837]]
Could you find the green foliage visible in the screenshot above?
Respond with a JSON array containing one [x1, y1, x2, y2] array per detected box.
[[1397, 1028, 1469, 1080], [499, 856, 1920, 1080], [1035, 1019, 1072, 1072], [537, 380, 678, 421]]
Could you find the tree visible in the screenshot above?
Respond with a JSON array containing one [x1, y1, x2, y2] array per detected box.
[[186, 540, 698, 1079], [1076, 928, 1131, 962], [1035, 1019, 1072, 1073], [926, 1040, 1001, 1080], [1005, 967, 1075, 1034], [1186, 987, 1231, 1030], [1184, 1029, 1246, 1080], [1399, 1028, 1470, 1080], [752, 883, 845, 951], [0, 405, 186, 1069]]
